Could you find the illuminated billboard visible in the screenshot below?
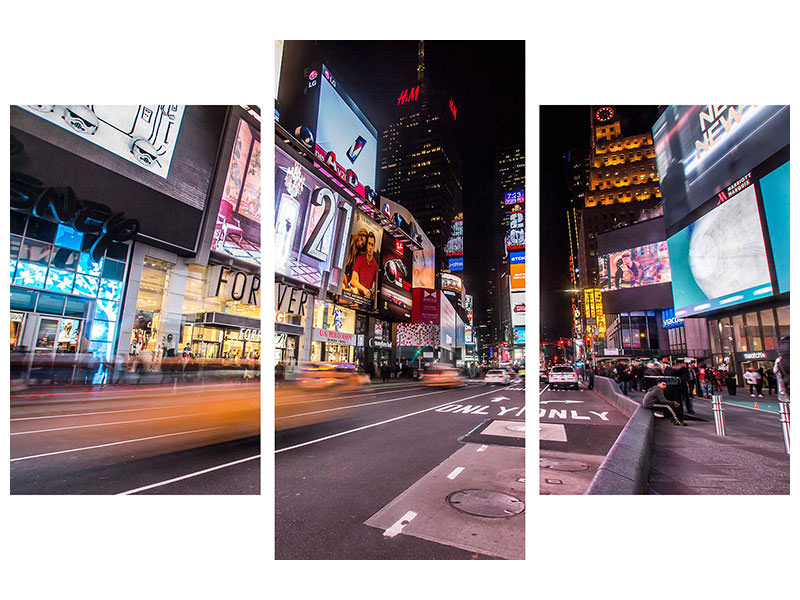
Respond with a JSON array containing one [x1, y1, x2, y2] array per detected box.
[[275, 145, 352, 288], [340, 210, 384, 309], [652, 105, 789, 233], [668, 182, 772, 318], [19, 105, 185, 180], [444, 212, 464, 257], [511, 291, 525, 327], [212, 118, 261, 266], [509, 262, 525, 290], [379, 235, 413, 321], [505, 190, 524, 205], [513, 326, 526, 345], [583, 288, 606, 335], [597, 242, 671, 291], [505, 203, 525, 251], [311, 65, 378, 194], [760, 161, 790, 294]]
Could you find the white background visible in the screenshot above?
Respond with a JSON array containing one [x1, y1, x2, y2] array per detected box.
[[2, 2, 798, 599]]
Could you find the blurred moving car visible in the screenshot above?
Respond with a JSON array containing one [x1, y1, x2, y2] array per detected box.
[[296, 362, 369, 391], [539, 369, 549, 383], [485, 369, 511, 385], [548, 365, 579, 390], [422, 365, 465, 387]]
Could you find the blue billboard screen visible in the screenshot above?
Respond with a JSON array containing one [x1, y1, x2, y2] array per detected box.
[[668, 183, 773, 318], [760, 161, 790, 294]]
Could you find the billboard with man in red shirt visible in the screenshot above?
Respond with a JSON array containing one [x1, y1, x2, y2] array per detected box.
[[340, 209, 383, 308]]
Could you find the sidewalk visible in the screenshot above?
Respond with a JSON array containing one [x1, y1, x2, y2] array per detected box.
[[626, 388, 789, 495]]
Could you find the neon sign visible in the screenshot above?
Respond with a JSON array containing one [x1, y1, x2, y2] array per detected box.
[[397, 86, 420, 105]]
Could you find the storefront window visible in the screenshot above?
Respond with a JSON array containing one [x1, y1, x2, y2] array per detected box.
[[709, 320, 720, 355], [776, 305, 790, 340], [761, 309, 777, 351], [129, 256, 173, 355], [744, 311, 763, 351], [732, 314, 747, 352], [719, 317, 735, 355]]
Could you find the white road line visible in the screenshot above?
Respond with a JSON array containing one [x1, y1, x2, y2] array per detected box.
[[276, 385, 426, 406], [477, 445, 488, 452], [276, 388, 453, 421], [11, 404, 191, 422], [10, 427, 220, 462], [383, 511, 417, 538], [116, 454, 261, 495], [447, 467, 465, 480], [275, 388, 501, 454], [11, 412, 208, 435], [540, 385, 549, 395]]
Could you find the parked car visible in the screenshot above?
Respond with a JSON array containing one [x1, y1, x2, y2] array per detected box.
[[539, 369, 549, 383], [548, 365, 579, 390], [421, 365, 465, 387], [485, 369, 511, 385]]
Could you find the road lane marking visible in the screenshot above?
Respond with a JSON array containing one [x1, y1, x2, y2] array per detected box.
[[277, 384, 427, 405], [477, 445, 488, 452], [447, 467, 465, 480], [540, 385, 549, 395], [540, 400, 584, 405], [383, 511, 417, 538], [11, 404, 192, 422], [276, 388, 455, 420], [275, 388, 501, 453], [11, 412, 209, 435], [116, 454, 260, 495], [10, 427, 220, 462]]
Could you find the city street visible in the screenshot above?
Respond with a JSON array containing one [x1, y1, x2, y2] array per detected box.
[[10, 383, 260, 495], [275, 378, 526, 560], [539, 380, 627, 494]]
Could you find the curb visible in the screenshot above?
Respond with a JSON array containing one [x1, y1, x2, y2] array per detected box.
[[584, 377, 654, 495]]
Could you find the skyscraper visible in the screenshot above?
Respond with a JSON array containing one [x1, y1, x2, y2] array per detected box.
[[379, 41, 463, 277], [576, 106, 662, 289]]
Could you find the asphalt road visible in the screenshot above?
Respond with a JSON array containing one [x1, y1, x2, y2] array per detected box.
[[10, 383, 260, 495], [539, 379, 627, 494], [275, 378, 526, 560]]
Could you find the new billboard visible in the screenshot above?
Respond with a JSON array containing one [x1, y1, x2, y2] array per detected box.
[[668, 182, 772, 318], [653, 105, 789, 234], [313, 65, 378, 194], [597, 241, 671, 291], [760, 161, 790, 294], [505, 203, 525, 251], [340, 210, 383, 308], [511, 291, 525, 327], [509, 262, 526, 290], [19, 105, 186, 180], [379, 235, 413, 321], [274, 145, 352, 288], [212, 118, 260, 266], [505, 190, 524, 205], [444, 212, 464, 257]]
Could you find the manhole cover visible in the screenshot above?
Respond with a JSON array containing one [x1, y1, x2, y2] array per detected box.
[[506, 424, 525, 432], [540, 458, 590, 472], [446, 489, 525, 518]]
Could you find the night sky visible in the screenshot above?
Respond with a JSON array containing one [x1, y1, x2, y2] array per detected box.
[[539, 105, 662, 341], [279, 41, 525, 327]]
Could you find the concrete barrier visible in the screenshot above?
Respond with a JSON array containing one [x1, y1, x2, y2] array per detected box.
[[584, 377, 654, 495]]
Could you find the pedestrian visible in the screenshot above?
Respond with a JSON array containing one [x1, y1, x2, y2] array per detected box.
[[744, 367, 762, 397], [687, 362, 698, 397], [631, 361, 644, 392], [676, 362, 694, 414], [757, 366, 766, 397], [642, 380, 686, 425], [699, 363, 714, 399], [764, 368, 777, 396], [616, 360, 630, 395], [586, 365, 595, 390], [381, 362, 389, 383], [724, 370, 737, 395]]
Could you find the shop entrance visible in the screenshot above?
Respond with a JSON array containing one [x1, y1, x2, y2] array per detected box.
[[10, 311, 26, 349], [32, 314, 82, 356]]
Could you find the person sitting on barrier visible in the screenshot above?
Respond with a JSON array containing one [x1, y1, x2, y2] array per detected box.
[[642, 380, 686, 425]]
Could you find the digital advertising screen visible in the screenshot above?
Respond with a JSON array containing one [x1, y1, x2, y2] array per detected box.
[[513, 326, 526, 345], [597, 241, 671, 291], [760, 161, 790, 294], [652, 105, 789, 234], [19, 105, 186, 180], [379, 235, 414, 321], [505, 203, 525, 251], [511, 291, 525, 327], [444, 212, 464, 257], [275, 145, 351, 288], [314, 65, 378, 193], [212, 119, 260, 266], [340, 209, 383, 308], [668, 182, 773, 318], [510, 262, 526, 290], [505, 190, 524, 205]]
